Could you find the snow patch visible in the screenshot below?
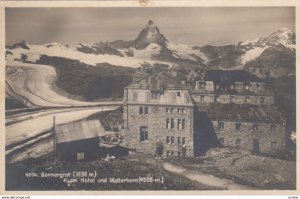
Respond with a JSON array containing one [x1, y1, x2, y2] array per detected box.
[[167, 42, 209, 63], [240, 47, 267, 65], [6, 43, 175, 68]]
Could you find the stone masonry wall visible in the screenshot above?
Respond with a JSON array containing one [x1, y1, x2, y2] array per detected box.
[[123, 104, 194, 157], [209, 120, 286, 154]]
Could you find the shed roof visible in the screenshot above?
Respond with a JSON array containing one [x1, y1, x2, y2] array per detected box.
[[197, 103, 286, 124], [55, 120, 105, 144]]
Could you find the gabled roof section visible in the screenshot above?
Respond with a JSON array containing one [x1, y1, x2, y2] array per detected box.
[[56, 120, 105, 144], [204, 70, 266, 83], [197, 103, 286, 124], [126, 71, 188, 90]]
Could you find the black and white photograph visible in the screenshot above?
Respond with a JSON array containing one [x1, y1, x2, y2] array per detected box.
[[3, 5, 297, 192]]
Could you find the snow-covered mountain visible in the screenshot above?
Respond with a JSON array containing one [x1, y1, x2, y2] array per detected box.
[[5, 20, 296, 108], [241, 27, 295, 49], [6, 20, 295, 75]]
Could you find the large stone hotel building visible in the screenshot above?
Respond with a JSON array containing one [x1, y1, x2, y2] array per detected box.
[[123, 70, 287, 157]]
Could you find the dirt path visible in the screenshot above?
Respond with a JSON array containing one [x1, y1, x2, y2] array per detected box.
[[163, 162, 255, 190]]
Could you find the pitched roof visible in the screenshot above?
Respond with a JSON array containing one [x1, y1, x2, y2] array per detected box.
[[55, 120, 105, 144], [126, 71, 188, 90], [197, 103, 286, 124], [203, 70, 266, 83]]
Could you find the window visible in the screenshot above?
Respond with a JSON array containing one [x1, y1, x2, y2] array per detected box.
[[177, 108, 181, 113], [235, 123, 241, 130], [171, 151, 174, 156], [171, 136, 175, 144], [253, 124, 258, 131], [139, 107, 148, 115], [219, 138, 224, 145], [177, 137, 181, 145], [133, 92, 138, 101], [246, 97, 250, 103], [178, 119, 182, 130], [171, 108, 174, 113], [244, 83, 250, 91], [151, 91, 161, 100], [200, 95, 205, 102], [230, 96, 235, 103], [177, 92, 181, 97], [182, 137, 186, 145], [260, 97, 265, 104], [166, 151, 170, 156], [77, 152, 84, 160], [218, 122, 224, 130], [236, 139, 241, 146], [171, 119, 175, 129], [166, 119, 171, 129], [181, 108, 186, 114], [166, 136, 170, 144], [166, 108, 170, 113], [271, 141, 277, 148], [178, 119, 185, 130], [140, 126, 148, 141], [271, 125, 276, 132], [230, 85, 235, 90], [199, 83, 206, 89], [214, 96, 220, 103], [178, 152, 182, 157], [139, 107, 143, 115]]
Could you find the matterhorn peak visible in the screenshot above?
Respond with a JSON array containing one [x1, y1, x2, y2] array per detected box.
[[147, 19, 155, 26], [134, 20, 168, 50]]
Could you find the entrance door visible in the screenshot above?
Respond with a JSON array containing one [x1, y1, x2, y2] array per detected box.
[[253, 139, 259, 153]]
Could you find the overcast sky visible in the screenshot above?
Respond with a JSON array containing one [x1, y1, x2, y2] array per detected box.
[[5, 7, 295, 46]]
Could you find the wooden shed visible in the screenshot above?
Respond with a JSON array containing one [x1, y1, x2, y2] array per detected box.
[[55, 120, 105, 162]]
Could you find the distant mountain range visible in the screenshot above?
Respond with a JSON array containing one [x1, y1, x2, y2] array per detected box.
[[5, 20, 296, 110], [6, 20, 295, 78]]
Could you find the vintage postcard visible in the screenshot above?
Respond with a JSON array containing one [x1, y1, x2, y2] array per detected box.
[[0, 0, 299, 195]]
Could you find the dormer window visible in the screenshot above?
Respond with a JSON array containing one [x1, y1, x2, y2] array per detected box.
[[151, 91, 162, 100], [246, 97, 250, 103], [199, 82, 206, 89], [218, 121, 224, 130], [244, 83, 250, 91], [230, 96, 235, 103], [214, 95, 220, 103]]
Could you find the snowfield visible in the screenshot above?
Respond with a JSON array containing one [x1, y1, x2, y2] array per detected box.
[[167, 42, 209, 63], [240, 47, 267, 65], [119, 43, 161, 58], [7, 42, 174, 68], [6, 61, 118, 107]]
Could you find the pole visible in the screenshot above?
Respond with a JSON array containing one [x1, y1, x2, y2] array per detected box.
[[53, 115, 56, 158]]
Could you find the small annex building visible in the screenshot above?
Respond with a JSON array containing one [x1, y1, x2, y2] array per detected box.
[[55, 120, 105, 161]]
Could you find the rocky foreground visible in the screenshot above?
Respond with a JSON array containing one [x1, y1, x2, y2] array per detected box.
[[167, 147, 296, 189]]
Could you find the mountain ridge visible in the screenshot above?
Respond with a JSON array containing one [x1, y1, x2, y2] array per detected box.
[[6, 20, 295, 78]]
